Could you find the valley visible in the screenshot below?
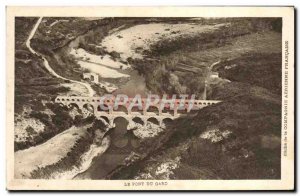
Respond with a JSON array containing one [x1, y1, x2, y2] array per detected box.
[[14, 17, 282, 180]]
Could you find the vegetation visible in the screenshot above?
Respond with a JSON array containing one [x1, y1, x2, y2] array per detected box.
[[147, 18, 281, 56], [109, 83, 281, 179], [29, 118, 108, 179], [129, 18, 282, 99], [31, 17, 106, 51], [105, 18, 282, 180], [172, 86, 281, 179], [15, 17, 70, 114], [30, 135, 93, 179], [14, 17, 283, 180], [15, 103, 72, 151], [214, 53, 282, 95]]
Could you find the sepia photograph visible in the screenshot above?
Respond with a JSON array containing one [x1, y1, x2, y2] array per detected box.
[[6, 6, 294, 190]]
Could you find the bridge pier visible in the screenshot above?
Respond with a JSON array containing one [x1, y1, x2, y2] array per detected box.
[[77, 103, 84, 111], [174, 105, 178, 116], [109, 107, 113, 115], [142, 118, 147, 126], [93, 106, 97, 114], [158, 108, 162, 116], [109, 118, 115, 128], [159, 119, 163, 127]]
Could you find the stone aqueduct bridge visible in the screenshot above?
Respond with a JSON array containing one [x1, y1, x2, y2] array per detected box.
[[54, 96, 221, 127]]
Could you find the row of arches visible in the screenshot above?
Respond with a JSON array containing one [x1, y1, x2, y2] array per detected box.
[[56, 97, 219, 105], [99, 116, 173, 126], [67, 103, 189, 116], [56, 97, 219, 113], [56, 97, 107, 103], [194, 101, 220, 106]]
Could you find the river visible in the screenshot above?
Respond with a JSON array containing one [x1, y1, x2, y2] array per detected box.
[[27, 17, 156, 179], [74, 118, 140, 179], [59, 21, 150, 179]]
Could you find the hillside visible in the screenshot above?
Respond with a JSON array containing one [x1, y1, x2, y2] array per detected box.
[[102, 18, 282, 180], [15, 18, 69, 109], [14, 17, 282, 180]]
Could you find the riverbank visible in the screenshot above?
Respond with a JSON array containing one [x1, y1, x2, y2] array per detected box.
[[90, 18, 283, 180], [15, 121, 110, 179], [15, 125, 92, 178], [46, 136, 110, 179]]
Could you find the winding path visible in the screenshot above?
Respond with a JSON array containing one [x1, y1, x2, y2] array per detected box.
[[26, 17, 95, 97]]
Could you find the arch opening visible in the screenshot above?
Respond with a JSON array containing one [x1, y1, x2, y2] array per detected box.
[[147, 117, 159, 125], [177, 105, 188, 114], [147, 106, 159, 115], [97, 104, 110, 113], [113, 117, 130, 133], [68, 103, 80, 110], [99, 116, 110, 124], [130, 106, 143, 115], [83, 103, 94, 113], [162, 118, 173, 126], [113, 105, 128, 114], [132, 117, 144, 125], [161, 105, 173, 115]]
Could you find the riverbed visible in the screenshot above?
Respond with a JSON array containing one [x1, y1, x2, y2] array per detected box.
[[59, 19, 219, 179], [33, 18, 214, 179], [62, 26, 151, 179], [74, 118, 139, 179]]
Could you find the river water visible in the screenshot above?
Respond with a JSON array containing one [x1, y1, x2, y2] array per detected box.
[[26, 17, 220, 180], [71, 57, 147, 179], [75, 118, 141, 179], [63, 27, 149, 179], [27, 17, 166, 179]]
